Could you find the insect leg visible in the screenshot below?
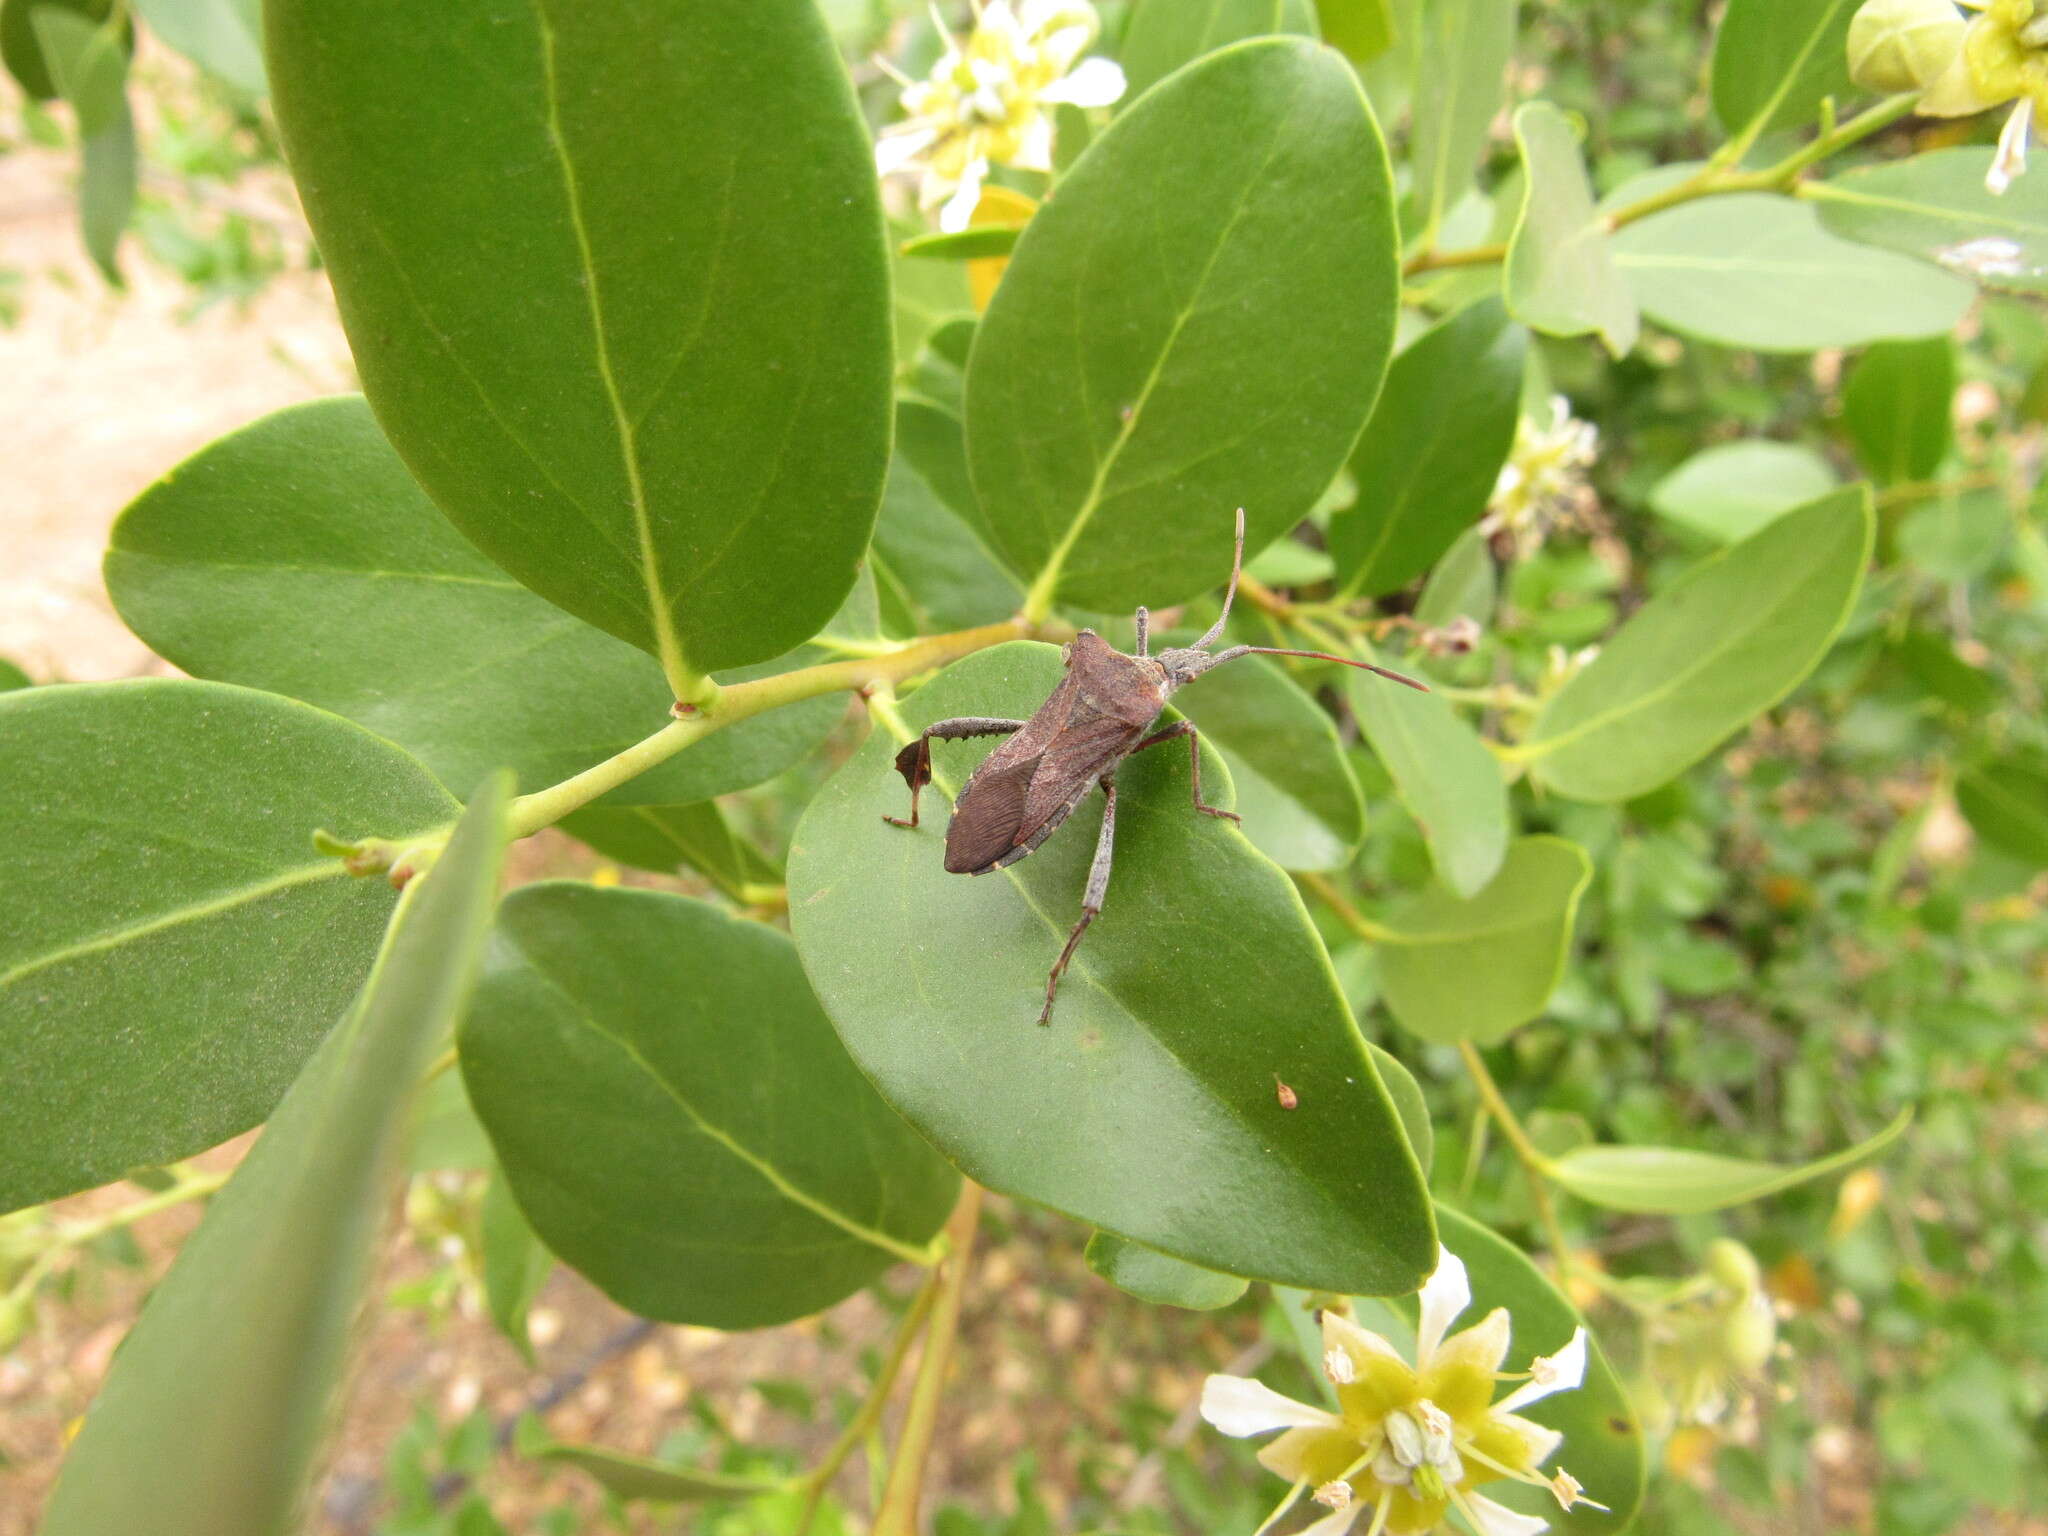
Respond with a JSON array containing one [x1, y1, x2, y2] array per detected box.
[[1041, 773, 1118, 1026], [883, 717, 1027, 828], [1133, 721, 1241, 824]]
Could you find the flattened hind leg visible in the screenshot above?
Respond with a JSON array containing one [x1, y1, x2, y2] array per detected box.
[[883, 717, 1027, 828], [1041, 773, 1118, 1026]]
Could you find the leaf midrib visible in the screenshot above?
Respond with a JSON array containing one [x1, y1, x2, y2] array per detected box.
[[532, 0, 686, 691]]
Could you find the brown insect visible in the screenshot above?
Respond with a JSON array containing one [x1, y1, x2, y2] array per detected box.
[[884, 509, 1426, 1025]]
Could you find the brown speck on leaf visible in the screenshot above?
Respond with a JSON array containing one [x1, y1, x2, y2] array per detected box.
[[1275, 1079, 1298, 1110]]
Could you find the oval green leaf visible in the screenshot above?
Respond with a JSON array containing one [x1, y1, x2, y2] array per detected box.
[[1506, 102, 1638, 356], [515, 1420, 786, 1504], [267, 0, 890, 688], [1414, 524, 1497, 631], [1175, 655, 1365, 871], [1084, 1231, 1250, 1310], [131, 0, 261, 93], [1331, 297, 1525, 600], [461, 884, 959, 1329], [1522, 486, 1874, 803], [560, 801, 781, 902], [1373, 836, 1591, 1045], [1811, 147, 2048, 294], [1118, 0, 1318, 103], [1343, 1205, 1646, 1534], [0, 656, 30, 691], [1612, 194, 1973, 352], [1545, 1107, 1913, 1214], [42, 773, 511, 1536], [481, 1166, 553, 1366], [966, 38, 1400, 618], [0, 679, 457, 1213], [1407, 0, 1516, 240], [1843, 336, 1955, 485], [1646, 439, 1840, 545], [1957, 757, 2048, 865], [106, 396, 846, 805], [1349, 663, 1509, 898], [1369, 1038, 1434, 1174], [788, 643, 1435, 1295], [1710, 0, 1859, 140]]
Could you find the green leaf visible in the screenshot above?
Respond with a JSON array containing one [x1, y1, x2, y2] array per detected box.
[[1844, 337, 1954, 484], [0, 656, 30, 690], [267, 0, 891, 690], [1117, 0, 1318, 103], [1368, 1039, 1433, 1174], [1521, 487, 1874, 802], [40, 774, 511, 1536], [787, 643, 1435, 1294], [1611, 194, 1973, 352], [1646, 440, 1841, 544], [481, 1167, 552, 1366], [516, 1421, 787, 1503], [106, 397, 846, 804], [1406, 0, 1517, 240], [1710, 0, 1859, 141], [1506, 102, 1638, 356], [1957, 757, 2048, 865], [1414, 525, 1497, 632], [559, 801, 780, 901], [1175, 655, 1365, 871], [130, 0, 262, 93], [462, 885, 959, 1328], [32, 6, 134, 283], [2, 0, 120, 100], [899, 225, 1025, 261], [1898, 485, 2008, 582], [1811, 147, 2048, 294], [1545, 1107, 1913, 1214], [873, 414, 1023, 634], [1331, 298, 1525, 599], [1314, 0, 1395, 64], [966, 38, 1400, 618], [0, 679, 457, 1214], [1347, 1206, 1646, 1534], [1084, 1231, 1249, 1309], [1349, 663, 1509, 898], [1372, 836, 1590, 1045]]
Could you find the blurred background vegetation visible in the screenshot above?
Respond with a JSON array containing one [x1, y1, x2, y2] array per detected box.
[[3, 1, 2046, 1533]]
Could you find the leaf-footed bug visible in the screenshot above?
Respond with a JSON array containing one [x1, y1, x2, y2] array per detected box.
[[883, 509, 1427, 1025]]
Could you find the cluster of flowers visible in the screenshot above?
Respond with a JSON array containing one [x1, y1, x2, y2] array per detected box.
[[1852, 0, 2048, 191]]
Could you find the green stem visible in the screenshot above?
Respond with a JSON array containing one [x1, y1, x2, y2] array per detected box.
[[505, 620, 1027, 839], [1456, 1041, 1575, 1291], [5, 1166, 231, 1308], [1405, 92, 1920, 278], [872, 1184, 983, 1536], [1299, 871, 1412, 947], [793, 1271, 943, 1536]]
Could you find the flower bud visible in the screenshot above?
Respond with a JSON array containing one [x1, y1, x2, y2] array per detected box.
[[1847, 0, 1967, 93], [1706, 1238, 1761, 1297], [1722, 1296, 1778, 1374]]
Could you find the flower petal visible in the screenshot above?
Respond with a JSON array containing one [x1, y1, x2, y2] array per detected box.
[[875, 125, 939, 176], [1320, 1310, 1404, 1388], [1295, 1501, 1366, 1536], [1415, 1247, 1471, 1370], [939, 159, 988, 232], [1039, 56, 1127, 107], [1494, 1412, 1563, 1468], [1011, 111, 1055, 172], [1990, 96, 2033, 195], [1199, 1374, 1343, 1438], [1433, 1305, 1512, 1380], [1495, 1329, 1589, 1414], [1464, 1492, 1551, 1536]]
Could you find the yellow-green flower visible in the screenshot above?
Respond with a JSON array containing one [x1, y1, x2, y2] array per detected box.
[[1480, 397, 1598, 560], [1200, 1249, 1603, 1536], [1919, 0, 2048, 191], [875, 1, 1125, 231]]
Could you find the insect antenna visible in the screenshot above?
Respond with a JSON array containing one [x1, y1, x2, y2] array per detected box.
[[1191, 507, 1247, 652], [1211, 644, 1430, 691]]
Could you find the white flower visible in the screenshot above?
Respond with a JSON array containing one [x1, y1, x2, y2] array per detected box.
[[1480, 397, 1599, 559], [875, 0, 1125, 231], [1198, 1248, 1607, 1536]]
